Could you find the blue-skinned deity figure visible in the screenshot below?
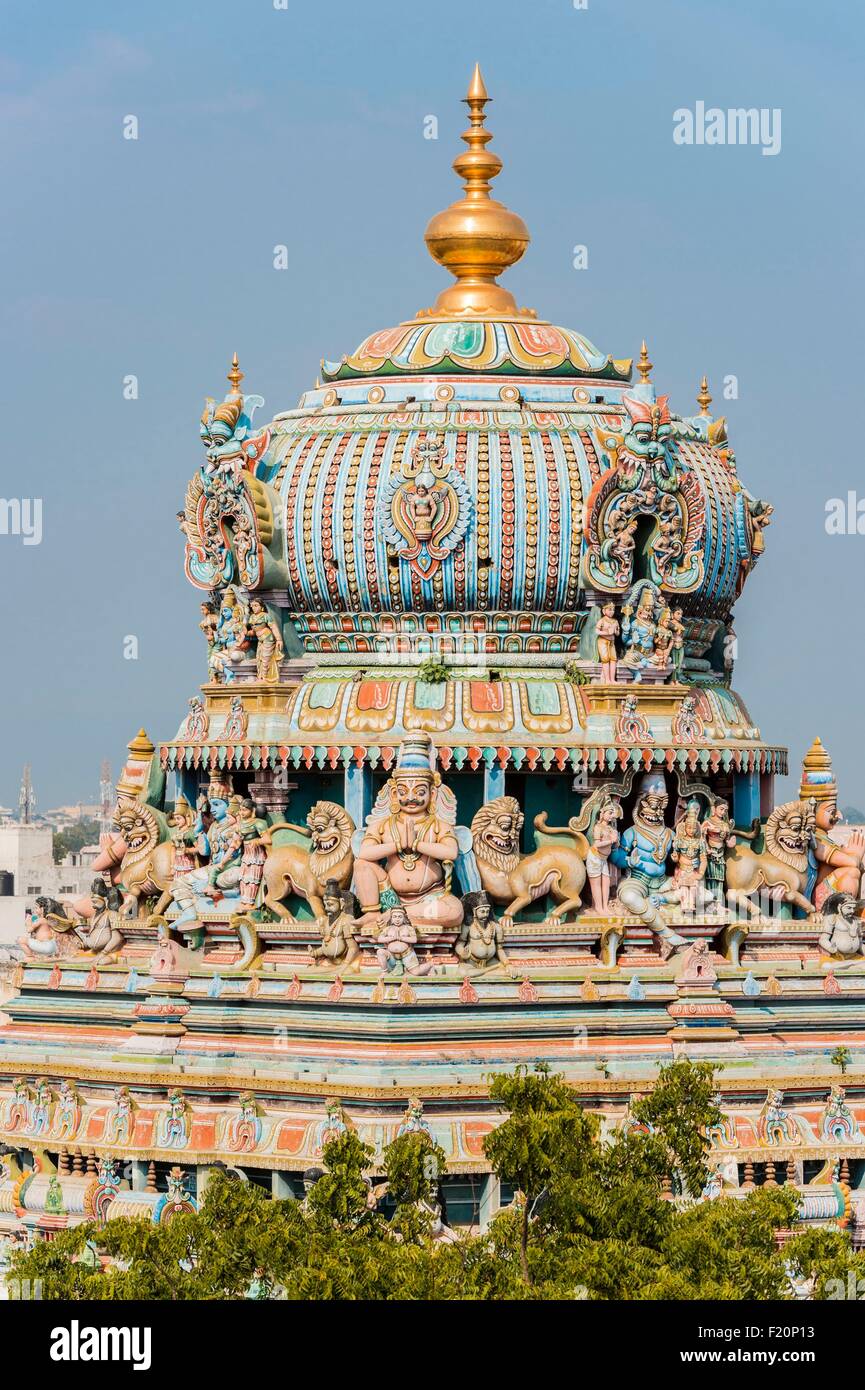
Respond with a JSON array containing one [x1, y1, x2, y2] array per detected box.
[[620, 587, 658, 681], [170, 784, 243, 941], [208, 595, 247, 684], [611, 772, 687, 953]]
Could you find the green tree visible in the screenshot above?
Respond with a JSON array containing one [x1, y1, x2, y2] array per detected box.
[[10, 1061, 865, 1301], [383, 1130, 449, 1241], [52, 818, 102, 864], [304, 1130, 377, 1232], [484, 1062, 598, 1282], [629, 1058, 721, 1197], [831, 1046, 852, 1076]]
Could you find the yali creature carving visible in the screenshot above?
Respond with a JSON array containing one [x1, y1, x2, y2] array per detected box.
[[260, 802, 356, 922], [183, 357, 274, 591], [583, 392, 705, 593], [470, 796, 589, 926]]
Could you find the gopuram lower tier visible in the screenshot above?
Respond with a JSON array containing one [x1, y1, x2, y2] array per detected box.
[[3, 70, 864, 1240]]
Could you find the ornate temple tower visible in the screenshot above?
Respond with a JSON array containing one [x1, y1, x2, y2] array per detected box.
[[1, 73, 863, 1236], [169, 64, 781, 848]]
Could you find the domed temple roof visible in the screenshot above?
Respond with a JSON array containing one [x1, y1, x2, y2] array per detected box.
[[175, 68, 781, 774], [323, 65, 629, 383], [266, 379, 749, 623]]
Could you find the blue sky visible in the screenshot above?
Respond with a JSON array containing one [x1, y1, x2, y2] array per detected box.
[[0, 0, 863, 808]]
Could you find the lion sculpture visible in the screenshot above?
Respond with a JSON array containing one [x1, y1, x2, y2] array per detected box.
[[261, 801, 356, 922], [470, 796, 589, 924], [91, 798, 173, 917], [725, 799, 816, 919]]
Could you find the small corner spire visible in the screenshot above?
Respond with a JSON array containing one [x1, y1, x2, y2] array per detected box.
[[637, 341, 653, 384], [227, 351, 244, 396]]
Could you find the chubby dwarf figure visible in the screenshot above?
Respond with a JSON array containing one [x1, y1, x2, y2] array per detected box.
[[456, 890, 510, 971], [310, 880, 361, 971], [18, 898, 70, 959], [818, 892, 865, 958], [374, 906, 436, 976]]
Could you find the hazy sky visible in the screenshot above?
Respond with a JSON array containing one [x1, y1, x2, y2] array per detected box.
[[0, 0, 863, 810]]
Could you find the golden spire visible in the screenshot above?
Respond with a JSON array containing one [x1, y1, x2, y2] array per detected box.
[[637, 340, 653, 384], [227, 351, 244, 397], [697, 374, 712, 416], [799, 735, 837, 802], [421, 65, 531, 319], [128, 728, 154, 755]]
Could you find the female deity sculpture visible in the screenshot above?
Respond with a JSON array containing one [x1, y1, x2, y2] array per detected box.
[[669, 605, 686, 679], [585, 795, 623, 914], [234, 798, 270, 908], [701, 797, 735, 909], [670, 799, 708, 915], [405, 480, 445, 543], [594, 601, 620, 683], [650, 608, 675, 673], [248, 598, 284, 682], [160, 794, 202, 914], [199, 601, 218, 654]]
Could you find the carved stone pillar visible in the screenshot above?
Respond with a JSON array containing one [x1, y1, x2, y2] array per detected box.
[[248, 771, 299, 817]]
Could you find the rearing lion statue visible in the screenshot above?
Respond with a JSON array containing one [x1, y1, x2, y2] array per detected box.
[[91, 798, 173, 917], [261, 801, 356, 922], [470, 796, 588, 924], [725, 799, 816, 919]]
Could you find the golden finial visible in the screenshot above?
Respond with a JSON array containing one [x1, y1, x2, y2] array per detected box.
[[227, 351, 244, 397], [697, 374, 712, 416], [421, 66, 531, 320], [637, 341, 653, 384], [799, 735, 836, 802], [465, 60, 489, 106], [128, 728, 154, 755]]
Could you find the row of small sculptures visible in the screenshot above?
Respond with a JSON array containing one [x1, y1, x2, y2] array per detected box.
[[18, 737, 865, 971]]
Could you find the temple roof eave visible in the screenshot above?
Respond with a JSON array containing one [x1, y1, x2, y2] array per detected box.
[[160, 679, 784, 778], [158, 738, 787, 778]]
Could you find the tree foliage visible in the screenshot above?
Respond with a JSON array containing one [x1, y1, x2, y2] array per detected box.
[[10, 1060, 863, 1300], [52, 817, 102, 864]]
